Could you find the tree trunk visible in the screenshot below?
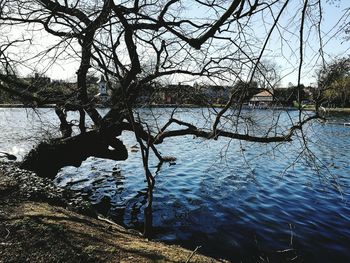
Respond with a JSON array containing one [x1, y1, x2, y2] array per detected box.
[[20, 130, 128, 179]]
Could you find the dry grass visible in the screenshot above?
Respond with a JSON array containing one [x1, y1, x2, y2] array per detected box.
[[0, 168, 225, 263]]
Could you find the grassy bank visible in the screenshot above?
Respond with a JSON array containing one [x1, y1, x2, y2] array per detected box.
[[0, 163, 223, 263], [301, 105, 350, 113]]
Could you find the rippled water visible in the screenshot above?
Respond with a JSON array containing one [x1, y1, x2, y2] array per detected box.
[[1, 107, 349, 262]]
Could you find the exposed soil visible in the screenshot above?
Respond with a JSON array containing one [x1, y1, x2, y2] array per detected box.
[[0, 162, 224, 263]]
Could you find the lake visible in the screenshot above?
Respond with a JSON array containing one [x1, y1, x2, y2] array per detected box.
[[1, 107, 349, 262]]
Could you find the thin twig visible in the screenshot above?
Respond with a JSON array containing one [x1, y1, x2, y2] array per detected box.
[[186, 245, 202, 263]]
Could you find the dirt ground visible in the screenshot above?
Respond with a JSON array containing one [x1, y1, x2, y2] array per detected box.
[[0, 163, 225, 263]]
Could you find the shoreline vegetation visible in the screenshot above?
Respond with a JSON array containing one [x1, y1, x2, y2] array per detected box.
[[1, 103, 350, 113], [0, 162, 222, 263]]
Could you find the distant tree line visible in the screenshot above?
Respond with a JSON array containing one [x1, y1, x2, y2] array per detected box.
[[315, 57, 350, 108], [0, 74, 98, 104], [0, 76, 314, 107]]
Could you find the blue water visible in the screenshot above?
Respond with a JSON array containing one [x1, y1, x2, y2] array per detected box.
[[1, 108, 349, 262]]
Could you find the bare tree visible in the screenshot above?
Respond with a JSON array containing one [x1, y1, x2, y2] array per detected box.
[[0, 0, 347, 235]]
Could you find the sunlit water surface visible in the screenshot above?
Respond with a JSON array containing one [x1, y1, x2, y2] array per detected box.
[[1, 108, 349, 262]]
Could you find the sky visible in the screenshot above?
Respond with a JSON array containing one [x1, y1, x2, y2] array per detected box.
[[276, 0, 350, 86], [5, 0, 350, 87]]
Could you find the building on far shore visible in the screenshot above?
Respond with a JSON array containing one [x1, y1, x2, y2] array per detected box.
[[195, 84, 231, 105], [249, 90, 274, 107], [95, 75, 110, 104], [154, 83, 193, 105]]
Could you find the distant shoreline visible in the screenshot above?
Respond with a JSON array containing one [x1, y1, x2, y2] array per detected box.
[[0, 104, 57, 108], [1, 103, 350, 113], [0, 103, 296, 110]]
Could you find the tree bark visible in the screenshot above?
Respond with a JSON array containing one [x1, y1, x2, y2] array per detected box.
[[20, 130, 128, 179]]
